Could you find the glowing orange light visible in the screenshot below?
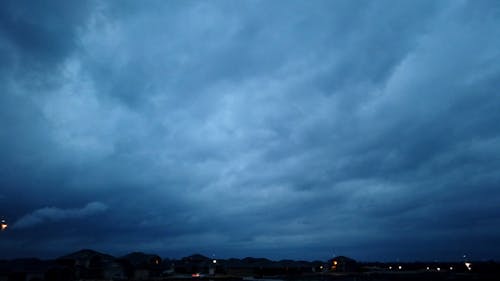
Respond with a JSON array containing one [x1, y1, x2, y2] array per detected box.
[[0, 220, 7, 231], [333, 261, 338, 265]]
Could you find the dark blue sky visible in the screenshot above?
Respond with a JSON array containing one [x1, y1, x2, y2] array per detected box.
[[1, 0, 500, 262]]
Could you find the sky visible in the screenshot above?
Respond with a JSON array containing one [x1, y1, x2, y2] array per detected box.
[[1, 0, 500, 262]]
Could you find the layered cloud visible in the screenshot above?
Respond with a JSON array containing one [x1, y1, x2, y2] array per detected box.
[[0, 0, 499, 260]]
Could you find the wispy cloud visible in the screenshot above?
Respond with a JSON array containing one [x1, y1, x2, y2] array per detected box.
[[13, 202, 108, 229]]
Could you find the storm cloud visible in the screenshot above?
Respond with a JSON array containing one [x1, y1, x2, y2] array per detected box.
[[0, 0, 500, 261]]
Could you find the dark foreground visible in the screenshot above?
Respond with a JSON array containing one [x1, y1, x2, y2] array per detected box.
[[1, 249, 499, 281]]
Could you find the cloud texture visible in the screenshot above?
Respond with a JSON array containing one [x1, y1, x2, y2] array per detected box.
[[0, 0, 499, 261], [13, 202, 108, 229]]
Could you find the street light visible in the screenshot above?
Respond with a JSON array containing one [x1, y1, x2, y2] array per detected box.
[[0, 220, 7, 231]]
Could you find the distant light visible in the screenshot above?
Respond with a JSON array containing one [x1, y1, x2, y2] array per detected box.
[[437, 267, 441, 271], [333, 260, 338, 265], [0, 220, 7, 231], [398, 265, 402, 270], [426, 267, 430, 270], [213, 259, 217, 264], [449, 266, 453, 271], [465, 262, 472, 271], [389, 266, 392, 270], [192, 273, 200, 278], [320, 266, 323, 270]]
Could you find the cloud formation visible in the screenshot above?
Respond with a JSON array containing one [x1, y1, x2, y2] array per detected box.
[[13, 202, 108, 229], [0, 0, 499, 261]]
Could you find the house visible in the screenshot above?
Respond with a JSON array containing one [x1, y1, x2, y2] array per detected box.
[[121, 252, 162, 280], [58, 249, 126, 280], [330, 256, 358, 272], [176, 254, 210, 274]]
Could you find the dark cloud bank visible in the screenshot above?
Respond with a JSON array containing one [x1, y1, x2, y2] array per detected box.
[[1, 0, 500, 262]]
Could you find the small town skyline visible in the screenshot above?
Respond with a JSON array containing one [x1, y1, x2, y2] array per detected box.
[[1, 248, 495, 281]]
